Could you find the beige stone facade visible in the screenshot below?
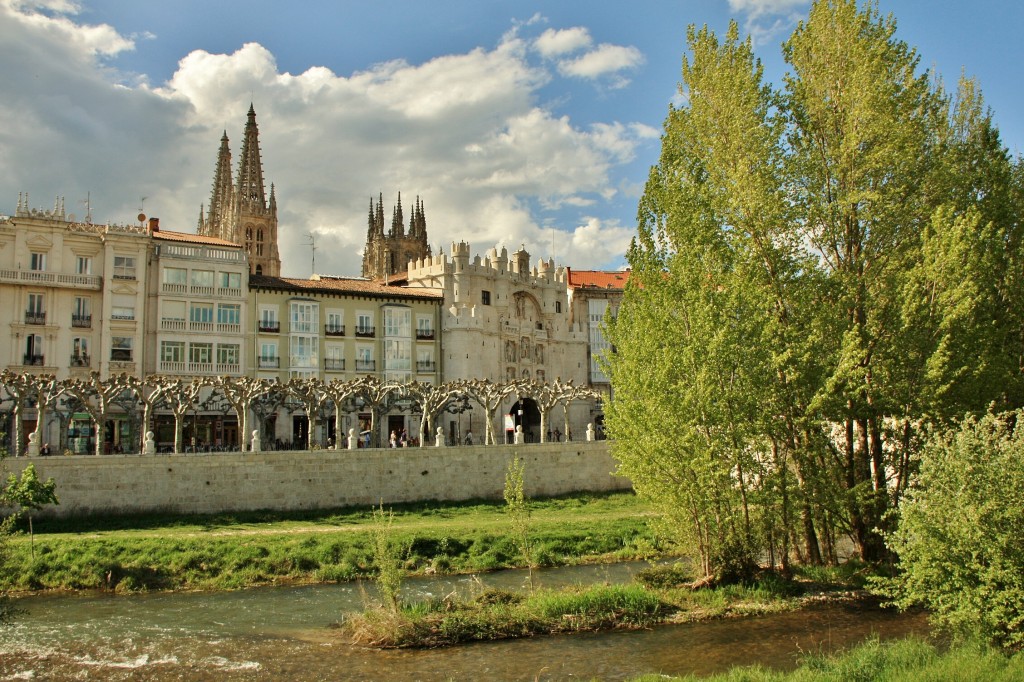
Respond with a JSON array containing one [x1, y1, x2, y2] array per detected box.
[[0, 197, 149, 382], [404, 242, 596, 441]]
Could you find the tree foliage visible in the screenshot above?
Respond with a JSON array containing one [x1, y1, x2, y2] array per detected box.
[[877, 411, 1024, 650], [606, 0, 1024, 580]]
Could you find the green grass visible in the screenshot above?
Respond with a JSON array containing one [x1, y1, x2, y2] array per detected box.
[[346, 583, 668, 648], [344, 564, 809, 648], [2, 492, 659, 593], [630, 637, 1024, 681]]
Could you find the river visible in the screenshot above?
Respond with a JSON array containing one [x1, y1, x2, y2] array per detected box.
[[0, 562, 928, 680]]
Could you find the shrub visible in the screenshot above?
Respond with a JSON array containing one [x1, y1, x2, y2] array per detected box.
[[876, 411, 1024, 650]]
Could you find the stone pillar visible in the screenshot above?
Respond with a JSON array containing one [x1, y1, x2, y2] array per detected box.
[[514, 425, 524, 445], [26, 432, 39, 457], [435, 426, 445, 447], [348, 427, 357, 450], [586, 423, 595, 442], [251, 430, 262, 453], [143, 431, 156, 455]]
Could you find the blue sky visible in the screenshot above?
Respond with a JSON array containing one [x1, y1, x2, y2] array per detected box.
[[2, 0, 1021, 277]]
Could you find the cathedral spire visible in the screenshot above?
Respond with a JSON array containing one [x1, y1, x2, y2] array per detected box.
[[390, 191, 405, 238], [235, 104, 268, 211], [201, 131, 233, 237]]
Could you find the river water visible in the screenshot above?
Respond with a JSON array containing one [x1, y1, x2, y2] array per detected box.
[[1, 562, 928, 681]]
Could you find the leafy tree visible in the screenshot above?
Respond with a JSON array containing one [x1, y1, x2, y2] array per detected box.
[[2, 462, 58, 559], [877, 411, 1024, 650]]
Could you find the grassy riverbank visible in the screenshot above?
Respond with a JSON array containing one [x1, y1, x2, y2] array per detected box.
[[1, 492, 658, 593], [631, 637, 1024, 681], [342, 562, 867, 648]]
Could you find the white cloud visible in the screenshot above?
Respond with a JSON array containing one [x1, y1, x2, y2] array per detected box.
[[727, 0, 810, 47], [0, 2, 643, 276], [727, 0, 807, 18], [534, 27, 592, 58], [557, 44, 644, 82]]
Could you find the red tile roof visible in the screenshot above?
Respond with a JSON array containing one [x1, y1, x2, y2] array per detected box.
[[153, 230, 241, 248], [566, 268, 631, 290], [250, 274, 443, 300]]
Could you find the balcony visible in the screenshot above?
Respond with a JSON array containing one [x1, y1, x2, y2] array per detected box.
[[259, 321, 280, 333], [215, 363, 240, 375], [355, 359, 376, 372], [70, 354, 91, 367], [161, 319, 186, 332], [217, 286, 244, 298], [258, 357, 280, 369], [24, 311, 46, 325], [325, 358, 346, 371], [161, 282, 187, 294], [189, 321, 214, 333], [159, 360, 186, 373], [325, 324, 346, 337], [216, 322, 241, 334], [416, 360, 437, 373], [416, 329, 435, 341], [0, 268, 101, 290], [71, 314, 92, 328], [355, 326, 375, 338], [190, 285, 214, 296], [23, 354, 44, 366]]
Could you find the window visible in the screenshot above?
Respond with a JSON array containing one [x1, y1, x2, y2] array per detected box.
[[160, 341, 185, 363], [163, 300, 186, 321], [326, 311, 344, 334], [72, 337, 90, 366], [290, 301, 318, 334], [218, 271, 241, 289], [72, 298, 91, 327], [29, 252, 46, 271], [190, 303, 214, 323], [163, 267, 187, 285], [259, 342, 278, 368], [191, 270, 214, 290], [356, 312, 373, 335], [383, 307, 411, 337], [289, 335, 318, 368], [555, 301, 562, 313], [189, 343, 212, 365], [76, 256, 91, 275], [27, 293, 44, 314], [113, 255, 136, 279], [356, 345, 374, 371], [217, 344, 239, 366], [325, 344, 344, 370], [111, 336, 133, 361], [416, 315, 434, 339], [481, 290, 491, 305], [111, 306, 135, 320], [25, 334, 43, 364], [259, 306, 279, 332], [217, 303, 241, 325]]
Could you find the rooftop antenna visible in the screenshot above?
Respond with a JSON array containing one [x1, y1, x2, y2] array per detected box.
[[80, 192, 93, 223], [306, 232, 317, 276]]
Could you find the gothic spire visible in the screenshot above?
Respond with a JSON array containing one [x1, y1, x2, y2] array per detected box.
[[235, 104, 267, 210], [202, 131, 233, 237], [390, 191, 405, 237]]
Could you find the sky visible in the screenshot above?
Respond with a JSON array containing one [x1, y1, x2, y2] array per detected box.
[[1, 0, 1021, 278]]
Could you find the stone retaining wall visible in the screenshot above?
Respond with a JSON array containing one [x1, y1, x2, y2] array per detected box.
[[5, 442, 629, 518]]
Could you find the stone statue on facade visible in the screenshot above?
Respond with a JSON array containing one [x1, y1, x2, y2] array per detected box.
[[143, 431, 157, 455], [251, 430, 262, 453], [348, 427, 357, 450], [586, 423, 595, 442], [435, 426, 445, 447]]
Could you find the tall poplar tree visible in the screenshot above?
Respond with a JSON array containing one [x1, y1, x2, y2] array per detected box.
[[607, 0, 1023, 572]]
